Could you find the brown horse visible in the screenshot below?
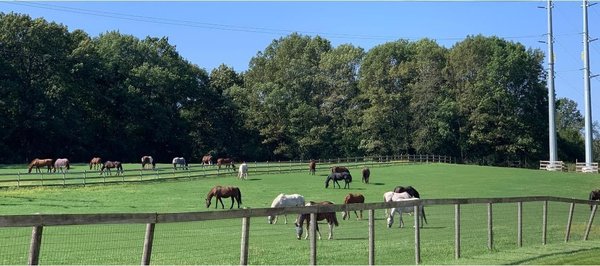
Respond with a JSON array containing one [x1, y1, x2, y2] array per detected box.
[[141, 156, 155, 169], [590, 190, 600, 210], [205, 186, 242, 209], [309, 160, 316, 175], [342, 193, 365, 220], [89, 157, 102, 170], [295, 201, 339, 240], [331, 166, 349, 174], [28, 158, 53, 173], [217, 158, 235, 170], [362, 167, 370, 184], [202, 155, 213, 166], [101, 161, 123, 176]]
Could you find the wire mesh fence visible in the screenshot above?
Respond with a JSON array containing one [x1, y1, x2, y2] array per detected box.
[[0, 197, 597, 265]]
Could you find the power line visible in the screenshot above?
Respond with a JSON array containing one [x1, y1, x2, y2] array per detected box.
[[2, 0, 554, 42]]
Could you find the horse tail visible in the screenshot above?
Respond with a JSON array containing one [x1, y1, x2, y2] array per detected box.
[[331, 212, 339, 227], [421, 206, 428, 225], [237, 188, 242, 205]]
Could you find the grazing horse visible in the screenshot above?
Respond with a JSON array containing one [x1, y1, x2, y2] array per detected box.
[[309, 160, 316, 175], [342, 193, 365, 220], [89, 157, 102, 170], [172, 157, 187, 170], [101, 161, 123, 176], [325, 172, 352, 189], [331, 166, 349, 174], [295, 201, 339, 240], [238, 162, 248, 180], [268, 193, 305, 224], [394, 186, 421, 199], [202, 155, 213, 166], [362, 167, 370, 183], [217, 158, 235, 171], [590, 190, 600, 210], [141, 156, 155, 169], [53, 158, 70, 173], [384, 191, 427, 228], [205, 186, 242, 209], [28, 159, 53, 173]]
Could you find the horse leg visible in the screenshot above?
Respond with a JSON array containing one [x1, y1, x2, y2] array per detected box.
[[283, 215, 287, 224], [217, 197, 224, 209], [328, 222, 334, 240], [230, 197, 235, 209]]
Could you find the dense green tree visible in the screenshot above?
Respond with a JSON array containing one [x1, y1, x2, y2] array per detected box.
[[446, 35, 547, 165], [555, 98, 584, 161]]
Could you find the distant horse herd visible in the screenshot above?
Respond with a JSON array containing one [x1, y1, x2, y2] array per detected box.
[[26, 154, 240, 176]]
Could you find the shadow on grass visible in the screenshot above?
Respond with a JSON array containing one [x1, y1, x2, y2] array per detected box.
[[370, 182, 386, 186], [507, 247, 600, 265]]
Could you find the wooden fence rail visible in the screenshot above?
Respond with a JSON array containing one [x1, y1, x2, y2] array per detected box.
[[0, 196, 597, 265]]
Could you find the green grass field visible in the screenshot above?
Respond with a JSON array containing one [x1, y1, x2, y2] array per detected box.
[[0, 163, 599, 264]]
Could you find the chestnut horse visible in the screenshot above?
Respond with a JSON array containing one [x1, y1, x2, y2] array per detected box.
[[205, 186, 242, 209], [28, 158, 53, 173], [202, 155, 213, 166], [342, 193, 365, 220], [309, 160, 316, 175], [89, 157, 102, 170], [217, 158, 235, 170], [295, 201, 339, 240], [101, 161, 123, 176], [590, 190, 600, 210]]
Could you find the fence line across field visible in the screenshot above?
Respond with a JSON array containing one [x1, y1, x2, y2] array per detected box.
[[0, 196, 597, 265], [0, 154, 454, 189]]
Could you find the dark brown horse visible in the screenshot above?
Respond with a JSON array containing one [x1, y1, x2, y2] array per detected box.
[[205, 186, 242, 209], [590, 190, 600, 210], [217, 158, 235, 170], [362, 167, 370, 184], [309, 160, 316, 175], [331, 166, 349, 174], [202, 155, 213, 166], [28, 159, 53, 173], [394, 186, 421, 198], [101, 161, 123, 176], [89, 157, 102, 170], [295, 201, 339, 240], [342, 193, 365, 220]]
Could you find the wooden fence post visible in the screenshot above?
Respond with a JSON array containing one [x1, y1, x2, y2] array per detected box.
[[310, 213, 317, 265], [414, 205, 421, 265], [83, 170, 87, 186], [17, 172, 20, 188], [28, 225, 43, 265], [542, 201, 548, 245], [488, 203, 493, 250], [455, 204, 460, 259], [240, 217, 250, 265], [62, 172, 66, 186], [368, 209, 375, 265], [583, 204, 597, 241], [141, 223, 155, 266], [565, 202, 575, 242], [517, 202, 522, 247]]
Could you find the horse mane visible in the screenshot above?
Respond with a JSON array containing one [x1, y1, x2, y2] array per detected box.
[[271, 193, 286, 208]]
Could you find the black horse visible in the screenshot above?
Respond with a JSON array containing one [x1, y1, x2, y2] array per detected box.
[[590, 190, 600, 210], [394, 186, 421, 199], [325, 172, 352, 189]]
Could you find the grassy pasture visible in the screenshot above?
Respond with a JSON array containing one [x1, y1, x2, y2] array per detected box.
[[0, 163, 599, 264]]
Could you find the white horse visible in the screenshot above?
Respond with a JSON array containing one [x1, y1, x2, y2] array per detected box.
[[268, 193, 305, 224], [384, 191, 427, 228], [141, 156, 154, 169], [172, 157, 187, 170], [53, 158, 70, 173], [238, 162, 248, 180]]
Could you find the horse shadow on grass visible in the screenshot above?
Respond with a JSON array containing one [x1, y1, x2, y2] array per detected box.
[[244, 178, 262, 181], [370, 182, 385, 186]]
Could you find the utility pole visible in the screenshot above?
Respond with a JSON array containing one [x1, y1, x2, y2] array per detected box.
[[546, 0, 558, 163], [582, 0, 596, 168]]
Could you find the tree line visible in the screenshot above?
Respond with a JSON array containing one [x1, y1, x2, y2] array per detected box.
[[0, 13, 594, 165]]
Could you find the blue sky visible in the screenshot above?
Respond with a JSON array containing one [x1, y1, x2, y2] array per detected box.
[[1, 1, 600, 122]]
